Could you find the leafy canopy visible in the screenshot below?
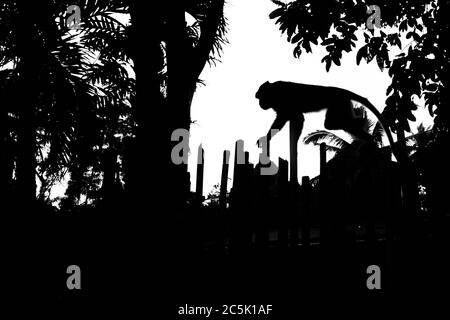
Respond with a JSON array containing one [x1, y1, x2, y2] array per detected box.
[[270, 0, 450, 132]]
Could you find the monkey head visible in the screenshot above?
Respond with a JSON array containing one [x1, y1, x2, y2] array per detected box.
[[255, 81, 272, 110]]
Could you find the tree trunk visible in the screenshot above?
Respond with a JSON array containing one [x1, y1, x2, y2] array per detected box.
[[15, 3, 40, 207], [166, 5, 193, 211], [0, 113, 13, 211]]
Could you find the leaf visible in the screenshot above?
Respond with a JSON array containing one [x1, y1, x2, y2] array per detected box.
[[303, 130, 349, 149], [406, 111, 416, 121], [399, 19, 408, 32], [332, 55, 341, 66], [356, 45, 367, 65], [412, 32, 421, 42], [395, 36, 402, 49], [303, 41, 312, 53], [326, 58, 332, 72], [386, 85, 393, 96], [269, 8, 285, 19], [377, 55, 384, 71], [291, 32, 303, 43], [294, 44, 302, 58], [407, 19, 416, 28], [321, 38, 334, 46]]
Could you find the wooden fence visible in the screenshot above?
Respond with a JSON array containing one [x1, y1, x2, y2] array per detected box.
[[190, 130, 404, 255]]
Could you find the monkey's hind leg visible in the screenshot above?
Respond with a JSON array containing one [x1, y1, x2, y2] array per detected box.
[[290, 115, 305, 144], [324, 97, 354, 131]]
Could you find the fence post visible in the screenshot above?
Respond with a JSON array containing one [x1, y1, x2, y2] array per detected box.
[[289, 119, 301, 185], [287, 120, 302, 246], [230, 141, 254, 254], [195, 145, 204, 202], [255, 160, 271, 251], [189, 145, 205, 251], [300, 176, 311, 247], [319, 143, 328, 246], [277, 158, 289, 248], [219, 151, 230, 210], [216, 150, 230, 252]]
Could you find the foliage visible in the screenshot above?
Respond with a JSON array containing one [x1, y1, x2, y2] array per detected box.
[[270, 0, 450, 132], [204, 181, 231, 208], [303, 106, 434, 157], [0, 0, 228, 208], [0, 1, 134, 206], [303, 106, 385, 155]]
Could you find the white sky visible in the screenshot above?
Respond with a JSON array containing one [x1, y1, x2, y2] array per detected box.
[[188, 0, 433, 196]]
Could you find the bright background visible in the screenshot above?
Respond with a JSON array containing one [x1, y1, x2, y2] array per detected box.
[[188, 0, 432, 196]]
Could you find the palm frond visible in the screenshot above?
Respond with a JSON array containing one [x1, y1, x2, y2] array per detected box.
[[372, 121, 385, 146], [303, 130, 350, 149], [323, 144, 343, 154], [187, 0, 228, 77]]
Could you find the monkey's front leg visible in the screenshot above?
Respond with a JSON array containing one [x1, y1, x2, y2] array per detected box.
[[256, 114, 288, 147]]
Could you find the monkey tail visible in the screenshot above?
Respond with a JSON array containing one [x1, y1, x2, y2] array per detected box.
[[350, 93, 401, 162]]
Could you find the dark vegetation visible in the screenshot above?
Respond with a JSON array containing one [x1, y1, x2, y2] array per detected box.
[[1, 0, 449, 313]]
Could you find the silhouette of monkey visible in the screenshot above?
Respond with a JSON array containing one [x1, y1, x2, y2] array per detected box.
[[255, 81, 400, 161]]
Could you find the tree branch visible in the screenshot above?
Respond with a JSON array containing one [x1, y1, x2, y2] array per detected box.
[[190, 0, 226, 81]]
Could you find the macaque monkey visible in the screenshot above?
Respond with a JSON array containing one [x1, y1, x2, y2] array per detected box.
[[255, 81, 400, 161]]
